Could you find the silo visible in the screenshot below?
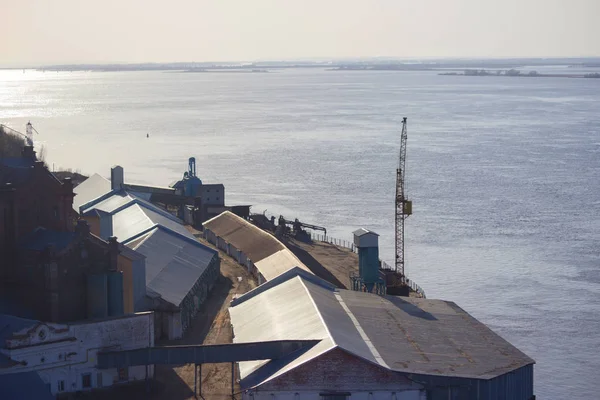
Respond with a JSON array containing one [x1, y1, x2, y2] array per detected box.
[[107, 271, 124, 317], [87, 273, 108, 319]]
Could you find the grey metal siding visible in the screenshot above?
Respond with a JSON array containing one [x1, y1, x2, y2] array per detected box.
[[417, 364, 534, 400], [180, 254, 220, 333]]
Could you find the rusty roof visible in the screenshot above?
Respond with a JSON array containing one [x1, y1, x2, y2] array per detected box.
[[203, 211, 285, 262]]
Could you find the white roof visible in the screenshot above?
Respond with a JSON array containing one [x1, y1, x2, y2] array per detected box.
[[253, 249, 312, 281], [73, 173, 111, 212], [230, 268, 535, 390]]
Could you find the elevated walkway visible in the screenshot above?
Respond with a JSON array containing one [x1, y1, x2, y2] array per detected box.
[[97, 340, 319, 399]]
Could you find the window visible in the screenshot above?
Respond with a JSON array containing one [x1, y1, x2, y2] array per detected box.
[[57, 380, 65, 392], [117, 367, 128, 382], [320, 394, 350, 400], [82, 373, 92, 388]]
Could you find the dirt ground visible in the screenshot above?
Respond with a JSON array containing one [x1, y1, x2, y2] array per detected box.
[[284, 238, 359, 290]]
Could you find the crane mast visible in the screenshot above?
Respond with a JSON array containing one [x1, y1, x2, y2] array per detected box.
[[395, 117, 411, 277]]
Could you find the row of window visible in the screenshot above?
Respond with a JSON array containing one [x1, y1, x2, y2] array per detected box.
[[56, 368, 127, 392]]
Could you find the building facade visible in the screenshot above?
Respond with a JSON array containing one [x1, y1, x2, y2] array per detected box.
[[0, 312, 154, 397], [0, 146, 76, 278]]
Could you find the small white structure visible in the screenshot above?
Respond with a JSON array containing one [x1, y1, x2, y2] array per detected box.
[[0, 312, 154, 396]]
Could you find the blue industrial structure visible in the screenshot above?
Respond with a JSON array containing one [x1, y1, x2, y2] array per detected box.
[[172, 157, 203, 197], [350, 228, 386, 294]]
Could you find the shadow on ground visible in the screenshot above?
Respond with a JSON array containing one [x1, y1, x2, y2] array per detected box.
[[285, 241, 347, 289]]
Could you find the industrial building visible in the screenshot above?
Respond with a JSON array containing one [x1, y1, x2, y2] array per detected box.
[[0, 311, 154, 398], [230, 268, 535, 400], [73, 167, 220, 340], [0, 145, 142, 323], [203, 211, 312, 283]]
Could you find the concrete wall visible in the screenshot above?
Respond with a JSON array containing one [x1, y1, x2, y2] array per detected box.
[[82, 215, 101, 237], [0, 312, 154, 396], [200, 184, 225, 207], [244, 391, 424, 400], [117, 255, 146, 314], [117, 255, 134, 314], [248, 348, 423, 399]]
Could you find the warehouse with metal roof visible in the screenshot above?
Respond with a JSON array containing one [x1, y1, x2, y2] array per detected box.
[[203, 211, 312, 283], [75, 173, 219, 340], [229, 267, 535, 400]]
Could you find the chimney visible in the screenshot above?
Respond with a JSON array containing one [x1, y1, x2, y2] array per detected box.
[[62, 177, 73, 193], [21, 146, 36, 161], [75, 219, 90, 237], [108, 236, 119, 271], [110, 166, 124, 191]]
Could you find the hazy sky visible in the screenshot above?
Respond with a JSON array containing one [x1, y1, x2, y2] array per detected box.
[[1, 0, 598, 65]]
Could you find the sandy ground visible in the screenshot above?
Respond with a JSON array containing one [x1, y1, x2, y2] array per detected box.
[[284, 237, 359, 289]]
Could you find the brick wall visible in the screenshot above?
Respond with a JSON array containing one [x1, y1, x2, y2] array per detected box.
[[259, 348, 421, 393]]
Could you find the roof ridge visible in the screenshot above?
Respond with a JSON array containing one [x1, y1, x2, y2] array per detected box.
[[298, 278, 337, 348]]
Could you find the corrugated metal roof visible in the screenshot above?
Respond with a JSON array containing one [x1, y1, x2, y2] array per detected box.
[[230, 268, 535, 389], [109, 201, 193, 243], [352, 228, 379, 237], [254, 249, 312, 281], [130, 227, 217, 306], [230, 276, 334, 382], [203, 211, 284, 262], [82, 191, 135, 214], [112, 204, 156, 242], [72, 173, 111, 212]]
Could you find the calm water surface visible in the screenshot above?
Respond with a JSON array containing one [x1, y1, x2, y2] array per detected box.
[[1, 69, 599, 399]]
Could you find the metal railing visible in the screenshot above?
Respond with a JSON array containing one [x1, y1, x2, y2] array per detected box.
[[310, 232, 357, 252], [380, 261, 426, 298], [309, 232, 426, 298]]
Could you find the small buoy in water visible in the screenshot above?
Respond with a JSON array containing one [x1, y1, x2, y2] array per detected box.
[[146, 133, 149, 138]]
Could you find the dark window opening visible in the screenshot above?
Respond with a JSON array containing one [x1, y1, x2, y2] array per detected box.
[[320, 393, 350, 400], [58, 380, 65, 392], [82, 373, 91, 388], [117, 367, 128, 382]]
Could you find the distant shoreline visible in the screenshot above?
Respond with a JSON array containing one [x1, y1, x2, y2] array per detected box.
[[438, 70, 600, 79]]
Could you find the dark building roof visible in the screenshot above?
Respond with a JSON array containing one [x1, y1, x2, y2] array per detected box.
[[203, 211, 284, 262], [230, 268, 535, 389], [126, 226, 218, 307], [18, 228, 77, 252]]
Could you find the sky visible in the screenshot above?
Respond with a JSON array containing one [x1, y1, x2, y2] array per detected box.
[[0, 0, 599, 66]]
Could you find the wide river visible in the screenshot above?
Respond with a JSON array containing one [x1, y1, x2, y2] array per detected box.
[[2, 68, 599, 398]]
